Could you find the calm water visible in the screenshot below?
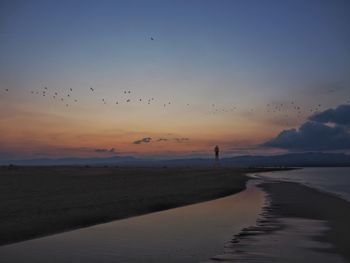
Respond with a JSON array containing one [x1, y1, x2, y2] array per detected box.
[[2, 169, 349, 262], [259, 167, 350, 202], [0, 181, 265, 263]]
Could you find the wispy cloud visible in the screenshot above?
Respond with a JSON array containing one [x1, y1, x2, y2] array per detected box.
[[156, 138, 168, 142], [133, 137, 152, 144], [173, 137, 189, 143]]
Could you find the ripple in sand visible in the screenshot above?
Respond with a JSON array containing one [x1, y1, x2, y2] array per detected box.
[[203, 208, 347, 263]]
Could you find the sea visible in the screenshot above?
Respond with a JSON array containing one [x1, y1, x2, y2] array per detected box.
[[259, 167, 350, 202]]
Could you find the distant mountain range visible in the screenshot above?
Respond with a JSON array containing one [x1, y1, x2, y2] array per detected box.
[[1, 152, 350, 167]]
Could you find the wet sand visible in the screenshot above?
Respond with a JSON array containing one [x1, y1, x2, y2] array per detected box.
[[206, 180, 350, 262], [0, 166, 283, 246], [260, 181, 350, 262]]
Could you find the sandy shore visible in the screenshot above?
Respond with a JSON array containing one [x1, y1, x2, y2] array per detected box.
[[203, 179, 350, 262], [0, 166, 285, 246], [259, 181, 350, 262]]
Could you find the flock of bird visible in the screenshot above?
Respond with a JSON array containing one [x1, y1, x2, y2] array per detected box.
[[28, 86, 79, 108], [3, 86, 179, 109], [2, 86, 349, 128]]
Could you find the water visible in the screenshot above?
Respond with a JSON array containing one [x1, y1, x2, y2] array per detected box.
[[1, 169, 349, 262], [259, 167, 350, 202], [205, 218, 346, 263], [0, 181, 265, 263]]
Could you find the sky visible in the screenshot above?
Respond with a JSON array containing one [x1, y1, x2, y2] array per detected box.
[[1, 0, 350, 160]]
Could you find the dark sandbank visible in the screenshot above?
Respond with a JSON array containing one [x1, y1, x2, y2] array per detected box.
[[0, 166, 284, 246]]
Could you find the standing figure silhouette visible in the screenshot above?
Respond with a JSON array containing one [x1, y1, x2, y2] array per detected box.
[[214, 145, 219, 160]]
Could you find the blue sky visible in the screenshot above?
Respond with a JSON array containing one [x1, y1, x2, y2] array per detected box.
[[0, 0, 350, 159]]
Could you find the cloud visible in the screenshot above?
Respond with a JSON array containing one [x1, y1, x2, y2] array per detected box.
[[156, 138, 168, 142], [263, 121, 350, 151], [133, 137, 152, 145], [174, 138, 189, 143], [309, 104, 350, 126], [94, 148, 115, 153], [155, 137, 190, 143]]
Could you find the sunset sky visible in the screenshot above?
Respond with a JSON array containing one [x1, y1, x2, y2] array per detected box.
[[1, 0, 350, 160]]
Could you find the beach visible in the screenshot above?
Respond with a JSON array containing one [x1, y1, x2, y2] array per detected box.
[[259, 181, 350, 262], [204, 177, 350, 262], [1, 166, 350, 262], [0, 166, 285, 246]]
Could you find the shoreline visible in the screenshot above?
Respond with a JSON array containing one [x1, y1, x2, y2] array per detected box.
[[1, 166, 349, 262], [208, 177, 350, 262], [0, 166, 287, 246], [260, 181, 350, 262], [0, 176, 266, 263]]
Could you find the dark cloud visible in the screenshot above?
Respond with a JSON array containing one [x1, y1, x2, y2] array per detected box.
[[133, 137, 152, 145], [309, 104, 350, 126], [94, 148, 115, 153], [174, 138, 189, 143], [263, 121, 350, 151]]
